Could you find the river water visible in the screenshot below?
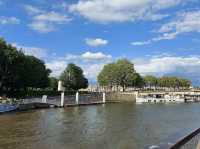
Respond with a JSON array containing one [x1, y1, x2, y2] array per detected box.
[[0, 103, 200, 149]]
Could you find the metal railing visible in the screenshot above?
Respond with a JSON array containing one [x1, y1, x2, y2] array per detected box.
[[21, 92, 104, 107], [170, 128, 200, 149], [146, 128, 200, 149]]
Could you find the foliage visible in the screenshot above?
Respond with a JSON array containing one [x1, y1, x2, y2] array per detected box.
[[158, 76, 191, 89], [0, 38, 51, 96], [98, 63, 118, 87], [144, 75, 158, 89], [22, 56, 51, 89], [132, 73, 145, 88], [143, 76, 191, 89], [98, 59, 192, 91], [98, 59, 143, 91], [60, 63, 88, 91], [49, 77, 58, 91]]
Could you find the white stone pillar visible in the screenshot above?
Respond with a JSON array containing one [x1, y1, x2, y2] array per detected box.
[[135, 91, 138, 98], [58, 81, 63, 91], [42, 95, 47, 103], [103, 92, 106, 103], [61, 92, 65, 107], [76, 92, 79, 104]]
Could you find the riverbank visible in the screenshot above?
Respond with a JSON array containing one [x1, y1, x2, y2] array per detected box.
[[1, 90, 200, 114]]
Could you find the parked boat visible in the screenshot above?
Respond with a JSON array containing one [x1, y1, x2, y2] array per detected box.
[[136, 92, 185, 103], [0, 104, 18, 113]]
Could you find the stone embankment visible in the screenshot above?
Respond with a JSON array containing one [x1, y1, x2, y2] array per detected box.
[[105, 92, 136, 102]]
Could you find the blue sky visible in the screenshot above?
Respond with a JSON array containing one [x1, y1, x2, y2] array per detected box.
[[1, 0, 200, 85]]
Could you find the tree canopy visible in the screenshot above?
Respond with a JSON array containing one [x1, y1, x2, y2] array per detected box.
[[158, 76, 191, 89], [98, 59, 192, 91], [60, 63, 88, 91], [0, 38, 51, 96], [98, 59, 143, 91], [144, 75, 158, 89], [49, 77, 58, 91]]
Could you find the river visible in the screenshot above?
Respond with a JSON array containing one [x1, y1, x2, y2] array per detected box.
[[0, 103, 200, 149]]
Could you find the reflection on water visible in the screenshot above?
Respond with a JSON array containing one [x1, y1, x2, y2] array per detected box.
[[0, 103, 200, 149]]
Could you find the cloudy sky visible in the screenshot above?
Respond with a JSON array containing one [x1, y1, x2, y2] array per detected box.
[[1, 0, 200, 85]]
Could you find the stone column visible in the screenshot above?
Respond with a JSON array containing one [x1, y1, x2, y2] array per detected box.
[[103, 92, 106, 103], [42, 95, 47, 103], [76, 92, 79, 104], [61, 92, 65, 107]]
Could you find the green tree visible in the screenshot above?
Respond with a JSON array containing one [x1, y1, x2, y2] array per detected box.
[[179, 78, 191, 88], [49, 77, 58, 91], [144, 75, 158, 89], [60, 63, 88, 91], [98, 59, 140, 91], [0, 38, 51, 96], [22, 56, 51, 89], [158, 76, 191, 90], [98, 63, 118, 88], [115, 59, 136, 91], [132, 73, 145, 88], [0, 40, 26, 91]]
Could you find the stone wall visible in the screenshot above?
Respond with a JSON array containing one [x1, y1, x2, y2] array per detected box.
[[105, 92, 136, 102]]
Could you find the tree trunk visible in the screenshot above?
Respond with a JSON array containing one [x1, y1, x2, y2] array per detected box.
[[123, 85, 125, 92]]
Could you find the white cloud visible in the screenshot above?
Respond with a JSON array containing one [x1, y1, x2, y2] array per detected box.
[[63, 54, 79, 61], [29, 21, 56, 33], [29, 11, 72, 33], [132, 10, 200, 45], [134, 56, 200, 85], [24, 5, 44, 15], [69, 0, 190, 23], [24, 5, 72, 33], [60, 51, 112, 61], [81, 51, 112, 60], [81, 63, 105, 80], [33, 11, 72, 23], [131, 40, 151, 46], [0, 16, 20, 25], [152, 32, 179, 41], [46, 60, 67, 77], [46, 51, 112, 81], [85, 38, 108, 47], [157, 10, 200, 39], [46, 59, 105, 81], [12, 43, 48, 59]]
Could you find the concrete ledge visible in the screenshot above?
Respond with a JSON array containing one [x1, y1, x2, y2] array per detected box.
[[18, 103, 58, 111], [65, 102, 105, 107]]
